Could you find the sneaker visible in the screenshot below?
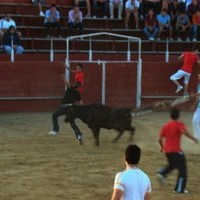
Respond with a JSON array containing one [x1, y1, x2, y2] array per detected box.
[[175, 85, 183, 94], [157, 37, 161, 41], [125, 25, 129, 30], [48, 130, 58, 135], [118, 16, 122, 19], [103, 16, 107, 19], [156, 173, 166, 185], [85, 13, 91, 18], [177, 37, 181, 41], [192, 38, 197, 41], [186, 37, 190, 42], [110, 16, 114, 19], [39, 11, 45, 17], [92, 15, 96, 19], [183, 92, 189, 97], [173, 189, 189, 194], [46, 34, 50, 39]]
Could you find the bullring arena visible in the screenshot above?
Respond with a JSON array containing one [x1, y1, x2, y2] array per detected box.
[[0, 0, 200, 199]]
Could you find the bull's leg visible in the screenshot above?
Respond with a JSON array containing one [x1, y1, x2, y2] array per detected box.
[[128, 127, 135, 142], [112, 131, 123, 143], [92, 128, 100, 146]]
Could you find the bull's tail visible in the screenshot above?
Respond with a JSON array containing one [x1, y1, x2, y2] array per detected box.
[[131, 93, 200, 117]]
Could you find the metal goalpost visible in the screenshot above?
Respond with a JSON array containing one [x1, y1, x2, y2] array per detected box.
[[65, 32, 142, 108]]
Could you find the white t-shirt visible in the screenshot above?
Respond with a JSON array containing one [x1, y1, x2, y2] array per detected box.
[[0, 18, 16, 30], [125, 0, 140, 10], [113, 167, 151, 200]]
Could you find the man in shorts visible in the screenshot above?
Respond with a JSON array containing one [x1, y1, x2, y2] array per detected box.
[[170, 46, 200, 96], [125, 0, 140, 29], [31, 0, 45, 16]]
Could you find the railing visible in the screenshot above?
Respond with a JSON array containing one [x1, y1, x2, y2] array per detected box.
[[65, 32, 142, 108]]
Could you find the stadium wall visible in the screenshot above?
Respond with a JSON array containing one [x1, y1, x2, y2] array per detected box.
[[0, 61, 199, 112]]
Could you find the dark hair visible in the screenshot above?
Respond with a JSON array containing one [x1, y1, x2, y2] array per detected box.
[[162, 9, 168, 12], [77, 63, 83, 69], [125, 144, 141, 165], [51, 4, 56, 8], [170, 108, 180, 120], [9, 25, 15, 30]]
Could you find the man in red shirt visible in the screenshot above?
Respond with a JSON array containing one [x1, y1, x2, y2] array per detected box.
[[157, 108, 198, 194], [170, 46, 200, 96], [66, 63, 84, 103]]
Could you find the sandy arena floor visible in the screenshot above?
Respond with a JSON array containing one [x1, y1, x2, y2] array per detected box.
[[0, 111, 199, 200]]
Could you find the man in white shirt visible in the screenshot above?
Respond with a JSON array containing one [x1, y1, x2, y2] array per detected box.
[[68, 6, 83, 36], [125, 0, 140, 29], [0, 14, 21, 40], [111, 144, 151, 200]]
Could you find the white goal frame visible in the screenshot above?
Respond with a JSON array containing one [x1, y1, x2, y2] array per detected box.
[[65, 32, 142, 108]]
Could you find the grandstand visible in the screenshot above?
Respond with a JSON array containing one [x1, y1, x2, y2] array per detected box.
[[0, 0, 199, 112]]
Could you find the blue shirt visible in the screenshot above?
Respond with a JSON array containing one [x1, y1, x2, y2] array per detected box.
[[44, 9, 60, 23], [157, 14, 170, 25]]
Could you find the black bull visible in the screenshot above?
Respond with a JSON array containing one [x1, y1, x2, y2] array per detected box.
[[64, 104, 135, 145]]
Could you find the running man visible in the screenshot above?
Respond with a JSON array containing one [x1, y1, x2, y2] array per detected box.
[[170, 46, 200, 96], [192, 74, 200, 139], [157, 108, 198, 194]]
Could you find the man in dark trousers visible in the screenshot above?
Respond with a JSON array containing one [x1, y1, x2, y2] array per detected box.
[[157, 108, 198, 194], [48, 74, 83, 144]]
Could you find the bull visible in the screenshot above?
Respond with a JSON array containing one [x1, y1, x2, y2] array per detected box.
[[64, 104, 135, 145]]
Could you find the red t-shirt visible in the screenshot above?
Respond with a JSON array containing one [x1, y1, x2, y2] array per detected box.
[[159, 120, 186, 153], [181, 52, 199, 73], [74, 71, 84, 93]]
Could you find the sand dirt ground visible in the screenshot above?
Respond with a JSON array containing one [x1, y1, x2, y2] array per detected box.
[[0, 111, 199, 200]]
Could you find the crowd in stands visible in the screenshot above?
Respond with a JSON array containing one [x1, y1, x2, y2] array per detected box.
[[0, 0, 200, 54]]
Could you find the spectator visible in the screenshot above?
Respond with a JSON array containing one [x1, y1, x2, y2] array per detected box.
[[157, 8, 173, 40], [157, 108, 198, 194], [75, 0, 91, 18], [44, 4, 61, 38], [0, 14, 21, 40], [93, 0, 108, 18], [125, 0, 140, 29], [31, 0, 45, 16], [109, 0, 123, 19], [191, 11, 200, 41], [2, 25, 24, 54], [143, 8, 158, 40], [142, 0, 162, 16], [169, 0, 181, 26], [162, 0, 170, 11], [175, 12, 190, 41], [68, 6, 84, 36], [111, 144, 152, 200], [186, 0, 200, 21]]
